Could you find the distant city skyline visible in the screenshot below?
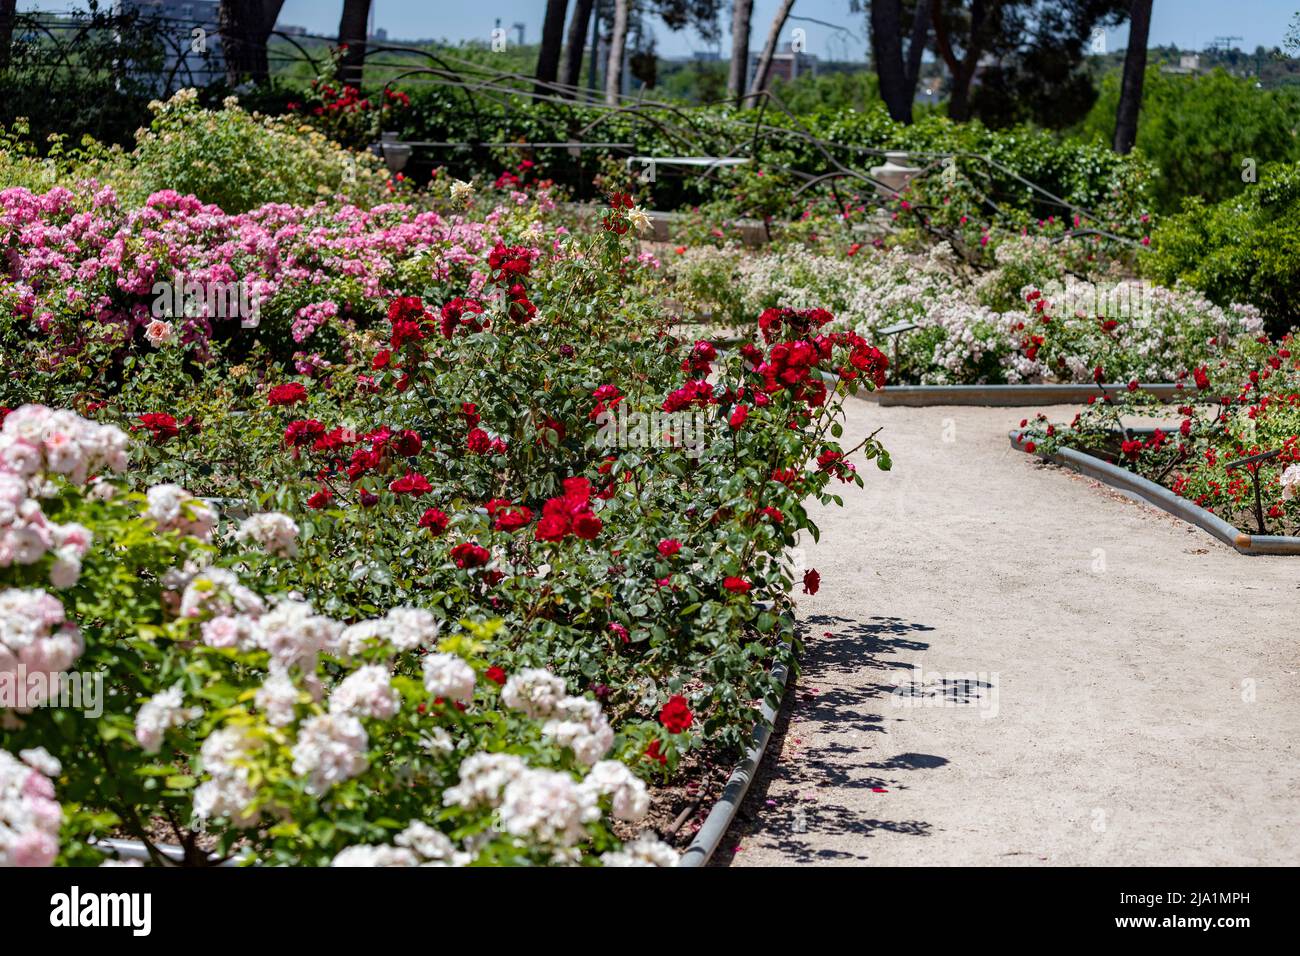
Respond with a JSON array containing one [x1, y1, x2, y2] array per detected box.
[[18, 1, 1300, 62]]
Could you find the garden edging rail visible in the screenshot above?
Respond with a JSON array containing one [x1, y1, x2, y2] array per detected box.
[[1008, 431, 1300, 555], [678, 640, 792, 868], [863, 383, 1183, 406]]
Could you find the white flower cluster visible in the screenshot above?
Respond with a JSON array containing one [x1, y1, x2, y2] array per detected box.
[[0, 408, 111, 588], [500, 668, 612, 765], [719, 243, 1268, 386], [145, 484, 218, 542], [1281, 463, 1300, 502], [422, 652, 475, 703], [134, 683, 202, 754], [0, 588, 84, 712], [235, 511, 299, 558], [336, 746, 664, 865], [336, 606, 439, 657], [329, 664, 400, 720], [192, 726, 261, 827], [333, 820, 471, 867], [500, 667, 567, 718], [0, 746, 63, 867], [600, 832, 680, 867], [0, 405, 128, 485], [290, 712, 369, 796]]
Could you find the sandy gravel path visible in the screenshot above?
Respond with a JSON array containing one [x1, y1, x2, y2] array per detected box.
[[720, 400, 1300, 866]]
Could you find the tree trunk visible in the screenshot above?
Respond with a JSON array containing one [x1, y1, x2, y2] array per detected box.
[[727, 0, 753, 107], [904, 0, 932, 95], [0, 0, 17, 72], [219, 0, 286, 86], [336, 0, 371, 88], [1113, 0, 1153, 154], [871, 0, 912, 123], [746, 0, 796, 105], [535, 0, 570, 96], [561, 0, 596, 93], [931, 0, 987, 122], [604, 0, 629, 105]]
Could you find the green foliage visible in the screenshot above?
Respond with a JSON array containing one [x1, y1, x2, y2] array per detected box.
[[1143, 161, 1300, 336], [1076, 67, 1300, 212]]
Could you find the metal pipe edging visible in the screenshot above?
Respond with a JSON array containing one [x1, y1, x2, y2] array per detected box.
[[678, 642, 792, 868], [858, 383, 1185, 406], [1007, 431, 1300, 555]]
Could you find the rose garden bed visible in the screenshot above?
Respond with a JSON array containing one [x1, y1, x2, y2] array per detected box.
[[1010, 337, 1300, 553], [0, 147, 896, 866]]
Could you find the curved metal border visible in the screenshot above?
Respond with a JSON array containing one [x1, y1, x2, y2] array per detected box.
[[678, 643, 792, 867], [1008, 431, 1300, 555], [864, 383, 1185, 406]]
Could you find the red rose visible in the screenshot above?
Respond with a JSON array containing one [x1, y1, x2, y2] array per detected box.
[[659, 695, 694, 734], [392, 429, 422, 457], [137, 413, 179, 443], [418, 508, 449, 534], [535, 513, 569, 542], [760, 507, 783, 524], [645, 739, 667, 766], [267, 382, 308, 406], [488, 500, 533, 532], [306, 487, 332, 509], [389, 471, 432, 496], [729, 404, 750, 429], [467, 428, 491, 454], [450, 541, 490, 568], [802, 568, 820, 595], [657, 538, 681, 558], [572, 512, 602, 540], [485, 665, 507, 686], [723, 576, 751, 594]]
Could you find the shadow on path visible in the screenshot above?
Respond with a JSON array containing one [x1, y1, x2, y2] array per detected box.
[[709, 615, 945, 866]]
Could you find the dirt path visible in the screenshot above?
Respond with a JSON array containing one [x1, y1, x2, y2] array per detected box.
[[720, 401, 1300, 867]]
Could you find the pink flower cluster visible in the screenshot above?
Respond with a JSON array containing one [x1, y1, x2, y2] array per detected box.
[[0, 405, 123, 586], [0, 746, 63, 866], [0, 588, 84, 712], [0, 184, 553, 356]]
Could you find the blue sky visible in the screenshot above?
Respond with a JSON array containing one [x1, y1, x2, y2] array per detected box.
[[19, 1, 1300, 60]]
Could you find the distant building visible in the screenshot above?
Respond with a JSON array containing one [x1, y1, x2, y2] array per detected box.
[[1163, 53, 1201, 75], [747, 42, 818, 89]]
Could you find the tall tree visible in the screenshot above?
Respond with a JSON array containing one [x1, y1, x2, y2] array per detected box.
[[727, 0, 753, 106], [536, 0, 571, 95], [930, 0, 997, 121], [1113, 0, 1152, 153], [0, 0, 17, 71], [560, 0, 597, 92], [870, 0, 911, 121], [336, 0, 371, 88], [747, 0, 797, 104], [218, 0, 286, 86], [903, 0, 932, 97], [863, 0, 931, 123], [605, 0, 630, 104], [931, 1, 1127, 126]]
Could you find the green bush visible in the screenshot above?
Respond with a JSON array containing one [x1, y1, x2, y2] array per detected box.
[[1076, 67, 1300, 213], [1143, 161, 1300, 335]]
